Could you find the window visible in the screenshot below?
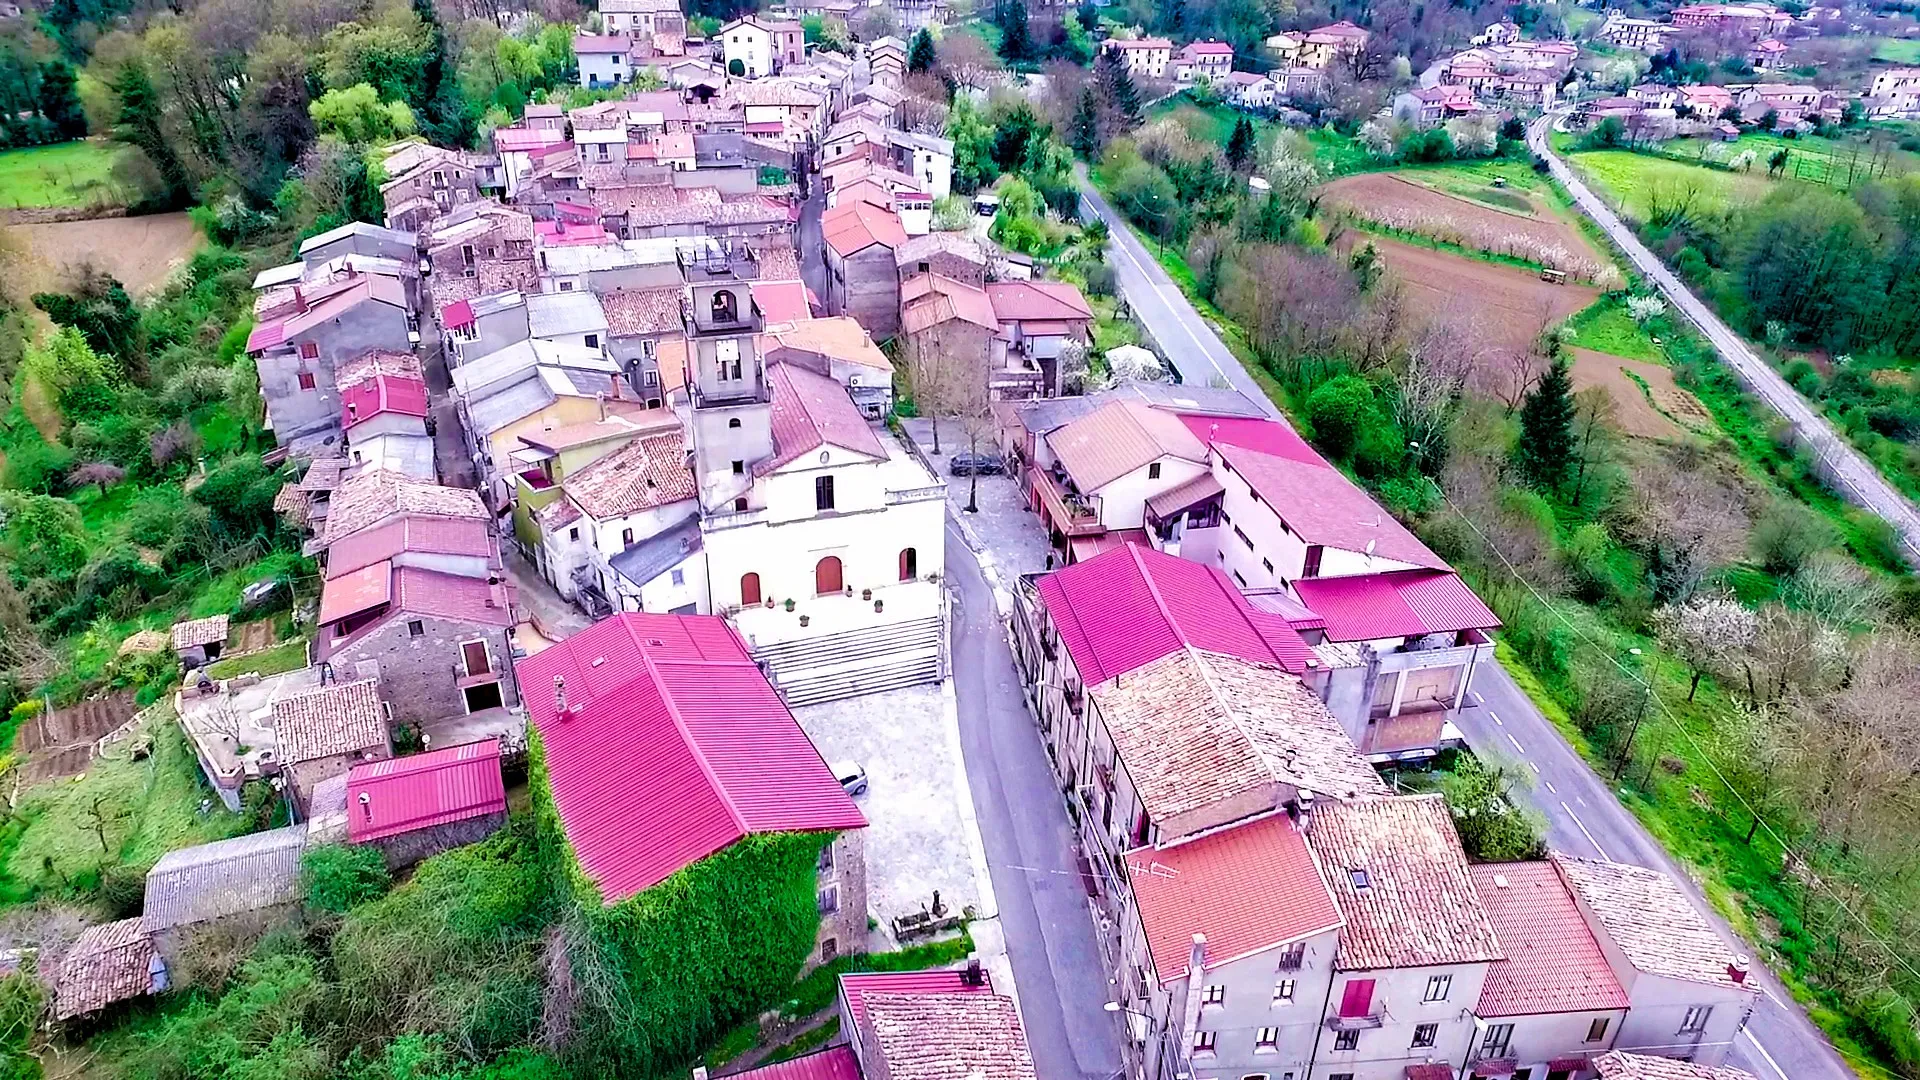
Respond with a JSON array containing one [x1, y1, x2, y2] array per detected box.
[[1481, 1023, 1514, 1057], [560, 280, 575, 291], [1233, 570, 1247, 587], [1200, 985, 1226, 1007], [1191, 1031, 1216, 1057], [728, 417, 741, 428], [1329, 1075, 1353, 1080], [711, 289, 738, 323], [1349, 868, 1371, 890], [1411, 1023, 1438, 1049], [569, 527, 580, 542], [1679, 1006, 1712, 1034], [1586, 1017, 1610, 1043], [821, 938, 837, 962], [732, 459, 745, 475], [299, 341, 319, 360], [407, 620, 425, 637], [671, 568, 685, 586], [1148, 462, 1161, 479], [1332, 1030, 1359, 1052], [622, 528, 635, 547], [461, 640, 490, 677], [1272, 980, 1295, 1005], [1423, 974, 1451, 1003], [643, 339, 658, 359], [1235, 525, 1253, 549], [817, 844, 834, 872], [815, 474, 835, 511], [1263, 558, 1274, 574], [900, 547, 917, 581], [1254, 1027, 1279, 1052], [817, 885, 838, 913], [585, 333, 599, 349], [734, 497, 749, 511], [297, 371, 317, 390], [1276, 942, 1306, 971]]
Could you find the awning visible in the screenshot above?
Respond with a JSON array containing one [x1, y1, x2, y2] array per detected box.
[[1405, 1066, 1455, 1080], [1470, 1061, 1518, 1078], [1146, 472, 1224, 520], [1069, 529, 1148, 564]]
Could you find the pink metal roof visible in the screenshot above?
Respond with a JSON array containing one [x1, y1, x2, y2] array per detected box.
[[753, 281, 812, 324], [840, 969, 994, 1027], [1175, 414, 1321, 465], [534, 219, 609, 247], [1127, 815, 1343, 985], [1215, 442, 1448, 571], [1471, 861, 1630, 1017], [493, 126, 568, 152], [319, 560, 394, 625], [1291, 569, 1500, 643], [244, 321, 287, 353], [342, 374, 429, 430], [442, 299, 476, 329], [347, 739, 507, 842], [1035, 543, 1315, 683], [325, 516, 496, 579], [730, 1046, 862, 1080], [984, 280, 1092, 324], [516, 613, 865, 903]]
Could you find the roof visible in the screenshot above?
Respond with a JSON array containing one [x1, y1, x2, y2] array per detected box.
[[1307, 18, 1370, 39], [730, 1047, 863, 1080], [1090, 648, 1389, 824], [901, 273, 999, 336], [526, 290, 611, 339], [562, 429, 697, 520], [761, 363, 886, 475], [1471, 862, 1630, 1017], [515, 613, 865, 902], [1305, 794, 1504, 971], [609, 515, 703, 587], [1047, 400, 1205, 492], [601, 286, 685, 337], [325, 516, 496, 579], [841, 969, 996, 1027], [342, 374, 429, 430], [985, 280, 1092, 324], [1554, 855, 1752, 990], [299, 220, 416, 254], [863, 992, 1038, 1080], [1107, 36, 1172, 49], [142, 825, 307, 932], [1292, 569, 1499, 642], [390, 566, 515, 627], [346, 739, 507, 842], [55, 918, 157, 1019], [271, 679, 388, 764], [171, 615, 230, 651], [336, 349, 423, 392], [752, 280, 812, 324], [762, 316, 889, 372], [1215, 441, 1448, 570], [822, 200, 906, 256], [1036, 543, 1316, 682], [298, 457, 348, 492], [319, 560, 394, 625], [322, 470, 488, 546], [1180, 39, 1234, 55], [451, 338, 617, 402], [896, 231, 987, 268], [1593, 1053, 1759, 1080], [574, 32, 633, 52], [1126, 814, 1343, 985]]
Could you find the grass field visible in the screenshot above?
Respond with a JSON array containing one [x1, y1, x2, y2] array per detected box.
[[1873, 36, 1920, 63], [0, 141, 138, 211], [1563, 148, 1776, 222], [1155, 98, 1377, 177], [1655, 129, 1920, 189]]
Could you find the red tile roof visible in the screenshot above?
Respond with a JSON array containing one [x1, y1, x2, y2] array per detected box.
[[1035, 543, 1316, 683], [822, 200, 906, 256], [1126, 814, 1343, 985], [347, 738, 507, 842], [516, 613, 866, 903], [325, 516, 496, 579], [342, 374, 429, 430], [1292, 569, 1500, 643], [984, 280, 1092, 324], [442, 299, 476, 329], [840, 969, 994, 1027], [392, 566, 514, 627], [760, 362, 886, 475], [1216, 442, 1448, 570], [730, 1047, 862, 1080], [1471, 861, 1630, 1017]]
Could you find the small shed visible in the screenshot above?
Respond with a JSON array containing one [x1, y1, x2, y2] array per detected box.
[[1712, 120, 1741, 142], [170, 615, 231, 668], [55, 918, 167, 1020], [346, 739, 509, 868], [141, 826, 307, 945]]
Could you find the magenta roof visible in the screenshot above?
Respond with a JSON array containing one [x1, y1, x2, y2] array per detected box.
[[442, 299, 476, 329], [493, 126, 569, 152], [244, 321, 287, 353], [347, 739, 507, 842], [984, 280, 1092, 324], [1215, 442, 1448, 570], [840, 969, 994, 1027], [1178, 414, 1322, 466], [535, 219, 609, 247], [342, 374, 429, 429], [325, 516, 496, 579], [1035, 543, 1315, 684], [1292, 569, 1500, 643], [731, 1047, 862, 1080], [516, 613, 866, 903]]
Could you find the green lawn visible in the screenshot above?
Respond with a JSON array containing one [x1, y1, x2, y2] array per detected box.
[[0, 141, 138, 211], [1154, 97, 1377, 177], [1873, 36, 1920, 63], [1566, 299, 1661, 360], [1655, 129, 1920, 189], [204, 639, 309, 680], [1562, 148, 1776, 222]]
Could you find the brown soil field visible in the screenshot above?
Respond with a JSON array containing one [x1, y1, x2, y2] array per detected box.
[[1350, 236, 1600, 355], [8, 211, 202, 297], [1324, 173, 1608, 279], [1570, 347, 1714, 440]]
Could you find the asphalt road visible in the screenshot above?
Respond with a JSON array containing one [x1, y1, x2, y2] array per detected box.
[[1529, 116, 1920, 566], [945, 518, 1124, 1080]]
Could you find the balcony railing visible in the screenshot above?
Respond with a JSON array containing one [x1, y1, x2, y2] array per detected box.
[[1031, 467, 1102, 537], [518, 468, 555, 491]]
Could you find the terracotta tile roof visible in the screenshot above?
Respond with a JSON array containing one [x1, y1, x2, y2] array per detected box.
[[55, 918, 157, 1019], [1305, 794, 1504, 971], [1047, 400, 1205, 492], [1035, 543, 1317, 681], [518, 409, 678, 454], [1470, 861, 1629, 1017], [728, 79, 826, 107], [1127, 814, 1343, 985], [1216, 442, 1448, 570], [336, 349, 423, 392], [515, 613, 866, 902], [347, 738, 506, 842], [602, 286, 686, 337], [561, 428, 697, 520], [656, 335, 687, 395], [142, 825, 307, 932], [901, 273, 998, 336], [752, 243, 803, 282], [863, 992, 1038, 1080], [985, 280, 1093, 323], [760, 363, 886, 474], [272, 678, 389, 764], [822, 201, 905, 256], [322, 470, 488, 546], [171, 615, 230, 651], [1293, 569, 1499, 642], [731, 1047, 863, 1080], [391, 566, 515, 627], [1593, 1052, 1759, 1080], [297, 457, 348, 492], [1090, 649, 1388, 826], [762, 316, 889, 372], [1554, 856, 1753, 990], [325, 516, 497, 579], [896, 231, 987, 267], [822, 157, 921, 193]]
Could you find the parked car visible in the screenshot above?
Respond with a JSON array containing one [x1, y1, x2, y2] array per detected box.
[[831, 760, 868, 797], [948, 453, 1004, 477]]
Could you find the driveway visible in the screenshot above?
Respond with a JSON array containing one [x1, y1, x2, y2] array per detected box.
[[1529, 116, 1920, 565]]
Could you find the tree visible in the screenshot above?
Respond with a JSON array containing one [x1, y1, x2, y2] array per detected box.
[[1070, 84, 1101, 161], [1094, 49, 1142, 129], [36, 61, 86, 139], [22, 326, 122, 421], [1514, 356, 1575, 492], [0, 494, 89, 591], [1767, 146, 1789, 178], [1305, 375, 1374, 460], [109, 61, 191, 204], [1655, 592, 1758, 701], [1759, 107, 1779, 131], [33, 269, 145, 374], [995, 0, 1033, 63], [1224, 115, 1255, 173], [908, 27, 937, 72], [303, 844, 393, 913], [310, 83, 418, 144], [68, 461, 126, 496], [1439, 753, 1547, 862]]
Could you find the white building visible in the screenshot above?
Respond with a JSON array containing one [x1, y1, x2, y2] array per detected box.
[[575, 34, 635, 88], [720, 15, 804, 78], [1104, 37, 1174, 80], [599, 0, 685, 36]]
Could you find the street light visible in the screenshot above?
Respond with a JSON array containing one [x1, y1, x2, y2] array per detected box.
[[1611, 647, 1652, 783]]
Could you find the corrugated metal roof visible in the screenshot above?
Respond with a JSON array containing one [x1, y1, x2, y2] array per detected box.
[[318, 560, 394, 626], [1292, 570, 1499, 643], [142, 826, 306, 932], [1178, 413, 1321, 464], [1216, 442, 1448, 571], [731, 1047, 862, 1080], [342, 374, 429, 430], [840, 969, 994, 1027], [347, 738, 507, 842]]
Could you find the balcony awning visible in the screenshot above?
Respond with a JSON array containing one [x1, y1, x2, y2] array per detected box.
[[1405, 1066, 1454, 1080], [1069, 529, 1147, 565], [1146, 472, 1223, 520]]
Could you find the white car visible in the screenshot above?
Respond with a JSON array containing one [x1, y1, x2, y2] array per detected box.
[[831, 760, 868, 797]]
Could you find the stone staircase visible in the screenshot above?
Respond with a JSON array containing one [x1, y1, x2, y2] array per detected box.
[[752, 613, 945, 707]]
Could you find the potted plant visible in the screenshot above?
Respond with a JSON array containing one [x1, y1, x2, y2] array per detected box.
[[844, 585, 853, 597], [799, 615, 811, 627], [784, 598, 796, 612], [873, 599, 884, 613], [765, 597, 775, 608], [862, 588, 872, 600]]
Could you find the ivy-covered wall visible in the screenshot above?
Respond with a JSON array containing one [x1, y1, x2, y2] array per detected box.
[[528, 726, 837, 1079]]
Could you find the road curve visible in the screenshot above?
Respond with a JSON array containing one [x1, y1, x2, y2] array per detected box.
[[1529, 116, 1920, 565]]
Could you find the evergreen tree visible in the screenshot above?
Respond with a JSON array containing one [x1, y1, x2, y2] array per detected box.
[[996, 0, 1033, 62], [1515, 355, 1576, 491], [1225, 116, 1255, 172], [36, 61, 86, 139], [109, 62, 190, 204], [1076, 0, 1099, 32], [908, 28, 937, 72], [1070, 84, 1102, 160], [1096, 50, 1142, 128]]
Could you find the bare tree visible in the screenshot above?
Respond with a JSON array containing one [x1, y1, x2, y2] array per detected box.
[[68, 461, 126, 496], [1787, 552, 1890, 628], [1394, 318, 1473, 468], [1783, 633, 1920, 856], [903, 331, 985, 457], [1568, 386, 1614, 509], [935, 30, 1001, 93], [1482, 349, 1546, 415]]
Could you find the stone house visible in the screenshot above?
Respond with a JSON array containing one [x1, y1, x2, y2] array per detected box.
[[380, 143, 486, 233], [344, 738, 508, 868], [141, 826, 307, 951], [986, 280, 1093, 396], [171, 615, 230, 669], [599, 0, 685, 37], [270, 678, 393, 811], [822, 201, 906, 337], [899, 273, 1008, 400], [315, 565, 519, 723], [247, 274, 413, 449], [895, 233, 988, 289]]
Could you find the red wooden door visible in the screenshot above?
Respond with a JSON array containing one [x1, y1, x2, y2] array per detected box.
[[899, 547, 917, 581], [815, 556, 843, 596], [1338, 979, 1375, 1018], [741, 573, 762, 607]]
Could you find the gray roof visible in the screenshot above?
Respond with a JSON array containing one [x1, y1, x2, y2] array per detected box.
[[540, 365, 624, 398], [526, 291, 611, 340], [252, 262, 305, 290], [141, 826, 306, 932], [299, 220, 417, 254], [467, 380, 559, 436], [1017, 381, 1266, 436], [471, 289, 528, 319], [609, 515, 703, 588], [889, 130, 956, 156], [452, 339, 617, 401]]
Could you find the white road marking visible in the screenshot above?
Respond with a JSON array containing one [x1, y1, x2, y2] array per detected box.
[[1100, 205, 1239, 392], [1741, 1028, 1791, 1080], [1528, 762, 1540, 774], [1505, 732, 1524, 754], [1491, 711, 1503, 726], [1543, 780, 1557, 794], [1563, 802, 1611, 860], [1471, 692, 1484, 707]]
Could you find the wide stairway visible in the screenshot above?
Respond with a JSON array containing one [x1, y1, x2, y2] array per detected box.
[[751, 613, 945, 707]]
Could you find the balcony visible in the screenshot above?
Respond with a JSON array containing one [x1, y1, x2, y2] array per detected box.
[[1324, 1007, 1386, 1032], [1031, 467, 1102, 538], [518, 468, 555, 492]]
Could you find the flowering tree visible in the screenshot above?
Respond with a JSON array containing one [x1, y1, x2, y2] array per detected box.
[[1654, 591, 1758, 701]]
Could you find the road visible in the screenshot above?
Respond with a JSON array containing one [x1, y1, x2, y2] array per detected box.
[[946, 518, 1124, 1080], [1529, 116, 1920, 566], [1077, 163, 1854, 1080]]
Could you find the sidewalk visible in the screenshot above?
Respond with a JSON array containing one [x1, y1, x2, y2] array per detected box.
[[503, 544, 590, 644], [898, 417, 1053, 617]]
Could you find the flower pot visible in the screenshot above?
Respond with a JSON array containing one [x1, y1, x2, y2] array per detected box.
[[765, 598, 775, 608], [862, 588, 872, 601], [844, 586, 853, 597], [784, 599, 796, 612], [873, 599, 883, 613], [799, 615, 811, 627]]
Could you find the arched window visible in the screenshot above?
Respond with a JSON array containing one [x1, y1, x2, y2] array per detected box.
[[740, 572, 762, 607], [815, 556, 843, 596], [899, 547, 917, 581], [728, 417, 742, 429], [711, 289, 737, 323]]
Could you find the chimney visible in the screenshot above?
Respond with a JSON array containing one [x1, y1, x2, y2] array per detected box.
[[692, 1069, 709, 1080], [293, 285, 307, 313], [1178, 932, 1209, 1053], [962, 957, 985, 986], [597, 391, 609, 421], [553, 675, 568, 714], [1729, 955, 1750, 984]]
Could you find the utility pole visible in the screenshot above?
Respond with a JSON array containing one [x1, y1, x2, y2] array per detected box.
[[1612, 647, 1651, 783]]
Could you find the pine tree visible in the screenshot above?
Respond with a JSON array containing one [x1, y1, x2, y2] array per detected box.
[[1225, 116, 1255, 173], [997, 0, 1033, 62], [1096, 50, 1142, 128], [908, 28, 937, 72], [110, 62, 190, 204], [36, 61, 86, 138], [1515, 355, 1576, 492], [1071, 85, 1102, 160]]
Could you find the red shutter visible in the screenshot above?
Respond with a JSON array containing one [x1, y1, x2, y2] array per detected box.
[[462, 640, 491, 676], [1338, 979, 1375, 1018]]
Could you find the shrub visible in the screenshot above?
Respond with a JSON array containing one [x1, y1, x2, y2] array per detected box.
[[1305, 374, 1375, 460], [1752, 501, 1835, 575], [302, 844, 392, 913], [1439, 753, 1547, 862]]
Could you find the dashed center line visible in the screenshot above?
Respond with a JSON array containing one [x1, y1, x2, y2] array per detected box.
[[1543, 780, 1557, 794], [1562, 801, 1611, 860], [1490, 711, 1503, 726], [1505, 732, 1524, 754]]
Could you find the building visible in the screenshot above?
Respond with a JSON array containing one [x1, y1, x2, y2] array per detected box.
[[823, 201, 907, 336], [170, 614, 229, 669], [247, 273, 414, 449], [1104, 38, 1174, 79], [576, 33, 637, 87], [1735, 82, 1827, 125], [270, 678, 393, 810], [380, 143, 487, 232], [1298, 20, 1370, 68], [838, 969, 1038, 1080], [1868, 67, 1920, 117], [1221, 71, 1280, 109], [1173, 40, 1234, 83], [1593, 1051, 1759, 1080], [1670, 2, 1791, 38], [600, 0, 686, 37], [141, 826, 307, 947], [535, 423, 699, 614], [323, 514, 500, 583], [320, 468, 489, 548], [510, 410, 676, 558], [1029, 399, 1209, 552], [1680, 83, 1736, 117], [342, 373, 434, 479], [721, 15, 805, 77], [867, 36, 907, 84], [1599, 14, 1677, 52], [516, 612, 868, 962], [1748, 38, 1788, 69], [761, 316, 895, 419], [1396, 84, 1481, 127], [899, 273, 1008, 401], [986, 280, 1092, 396], [344, 738, 508, 867], [55, 918, 165, 1019], [314, 563, 518, 723]]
